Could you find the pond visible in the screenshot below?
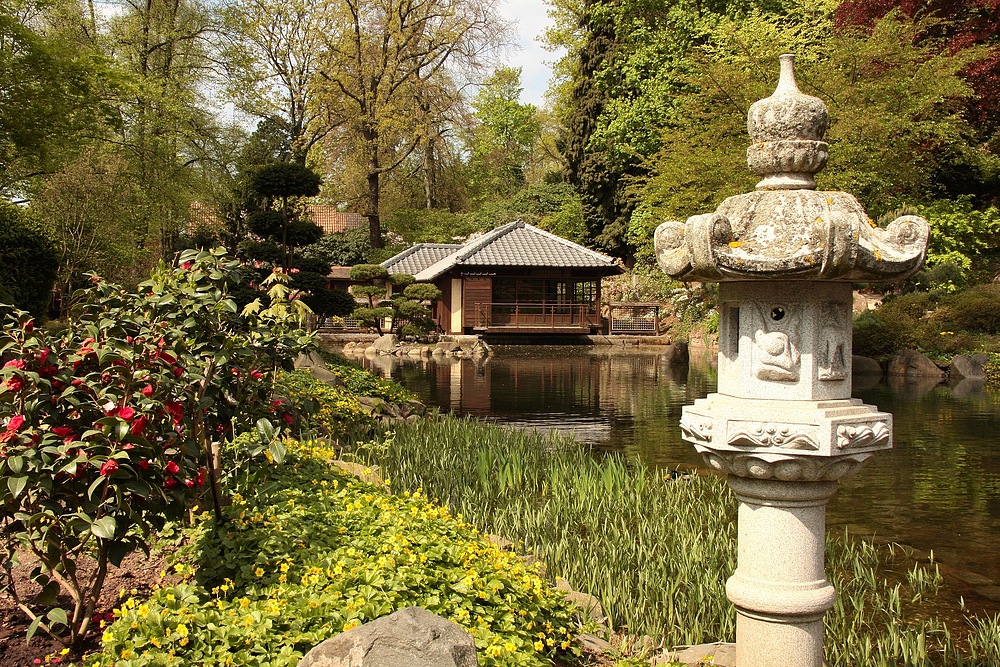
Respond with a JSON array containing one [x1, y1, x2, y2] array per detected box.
[[343, 344, 1000, 614]]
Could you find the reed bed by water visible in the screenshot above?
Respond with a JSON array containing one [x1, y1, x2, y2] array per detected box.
[[362, 414, 1000, 666]]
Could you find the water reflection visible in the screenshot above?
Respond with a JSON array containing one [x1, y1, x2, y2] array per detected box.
[[342, 345, 1000, 606]]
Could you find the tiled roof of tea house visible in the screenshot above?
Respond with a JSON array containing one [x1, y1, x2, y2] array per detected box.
[[411, 221, 622, 281], [381, 243, 463, 276]]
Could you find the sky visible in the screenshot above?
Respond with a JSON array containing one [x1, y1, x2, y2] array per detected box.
[[496, 0, 560, 107]]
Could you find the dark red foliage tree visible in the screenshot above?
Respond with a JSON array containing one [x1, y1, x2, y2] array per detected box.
[[834, 0, 1000, 140]]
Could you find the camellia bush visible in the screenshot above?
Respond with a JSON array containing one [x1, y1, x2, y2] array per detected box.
[[0, 248, 314, 650]]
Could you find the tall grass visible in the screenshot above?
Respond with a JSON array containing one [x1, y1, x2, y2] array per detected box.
[[362, 415, 1000, 666]]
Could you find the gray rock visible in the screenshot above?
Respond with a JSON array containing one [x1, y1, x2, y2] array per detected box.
[[887, 349, 946, 378], [298, 607, 478, 667], [436, 341, 462, 353], [295, 350, 328, 369], [370, 334, 399, 354], [951, 354, 987, 380], [659, 642, 736, 666], [555, 578, 608, 626], [851, 355, 883, 376], [310, 365, 343, 385], [663, 340, 689, 366], [332, 460, 384, 487]]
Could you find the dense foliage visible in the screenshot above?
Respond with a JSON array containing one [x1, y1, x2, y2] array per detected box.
[[0, 204, 59, 318], [90, 440, 585, 667]]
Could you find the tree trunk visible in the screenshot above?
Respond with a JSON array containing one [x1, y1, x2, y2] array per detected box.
[[423, 136, 437, 209], [367, 171, 381, 249]]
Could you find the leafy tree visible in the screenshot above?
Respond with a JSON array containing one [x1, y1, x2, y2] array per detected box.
[[105, 0, 224, 259], [835, 0, 1000, 152], [467, 67, 541, 200], [384, 209, 480, 245], [313, 0, 509, 249], [220, 0, 335, 162], [32, 150, 151, 304], [0, 0, 111, 195], [303, 227, 372, 266], [0, 204, 58, 318]]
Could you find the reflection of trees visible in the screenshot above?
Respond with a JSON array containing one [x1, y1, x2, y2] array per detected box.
[[835, 383, 1000, 580]]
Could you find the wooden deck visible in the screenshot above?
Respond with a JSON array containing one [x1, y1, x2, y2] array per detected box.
[[473, 303, 600, 333]]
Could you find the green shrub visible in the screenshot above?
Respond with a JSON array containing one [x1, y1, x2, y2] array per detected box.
[[273, 370, 375, 442], [852, 310, 913, 361], [935, 284, 1000, 334], [90, 441, 583, 667]]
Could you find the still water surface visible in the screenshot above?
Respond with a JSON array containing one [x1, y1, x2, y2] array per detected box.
[[348, 345, 1000, 607]]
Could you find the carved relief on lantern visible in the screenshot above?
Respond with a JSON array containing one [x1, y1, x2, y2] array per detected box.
[[752, 303, 801, 383], [817, 302, 849, 382]]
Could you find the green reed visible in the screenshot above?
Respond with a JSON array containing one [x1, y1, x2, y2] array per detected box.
[[362, 415, 1000, 665]]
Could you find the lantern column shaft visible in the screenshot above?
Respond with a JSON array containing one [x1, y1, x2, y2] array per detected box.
[[726, 476, 837, 667]]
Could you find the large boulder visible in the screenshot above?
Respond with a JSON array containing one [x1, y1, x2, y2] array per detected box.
[[298, 607, 478, 667], [887, 349, 946, 379], [369, 334, 399, 354], [951, 353, 989, 380], [851, 355, 883, 376]]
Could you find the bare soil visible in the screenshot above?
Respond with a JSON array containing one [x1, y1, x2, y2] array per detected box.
[[1, 550, 173, 667]]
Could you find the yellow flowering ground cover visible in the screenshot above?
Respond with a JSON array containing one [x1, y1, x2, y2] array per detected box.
[[85, 440, 585, 667]]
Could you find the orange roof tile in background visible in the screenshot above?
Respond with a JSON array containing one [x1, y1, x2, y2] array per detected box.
[[307, 206, 366, 234], [187, 202, 366, 235]]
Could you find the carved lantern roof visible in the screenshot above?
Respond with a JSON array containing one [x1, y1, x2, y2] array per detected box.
[[655, 54, 930, 283]]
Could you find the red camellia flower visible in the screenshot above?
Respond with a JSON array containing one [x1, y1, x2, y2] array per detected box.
[[23, 320, 34, 333], [130, 415, 148, 436], [153, 350, 176, 365], [196, 468, 206, 487], [37, 348, 49, 364], [173, 366, 184, 378], [138, 459, 150, 470], [6, 376, 24, 392], [180, 261, 193, 270], [7, 415, 25, 431], [165, 401, 183, 424], [118, 406, 136, 421], [165, 461, 180, 475], [52, 426, 75, 443], [250, 370, 263, 380], [141, 384, 154, 397], [164, 477, 179, 489], [283, 413, 295, 426], [99, 459, 119, 476], [3, 359, 26, 370], [38, 365, 58, 378], [184, 478, 195, 488]]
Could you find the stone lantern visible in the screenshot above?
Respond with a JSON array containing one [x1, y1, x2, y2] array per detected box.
[[654, 54, 929, 667]]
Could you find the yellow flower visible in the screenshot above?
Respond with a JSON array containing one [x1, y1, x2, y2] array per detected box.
[[534, 641, 544, 651], [255, 567, 265, 578], [176, 622, 189, 637]]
